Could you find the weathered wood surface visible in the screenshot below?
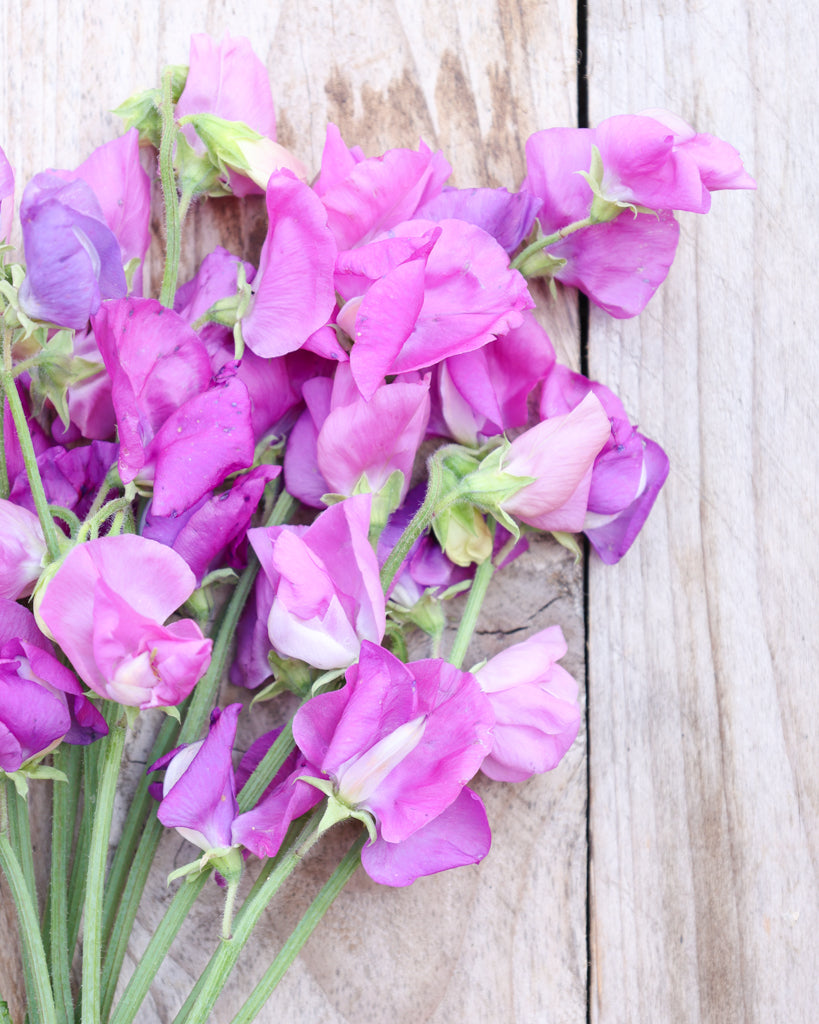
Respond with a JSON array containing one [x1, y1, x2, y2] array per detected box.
[[0, 0, 815, 1021]]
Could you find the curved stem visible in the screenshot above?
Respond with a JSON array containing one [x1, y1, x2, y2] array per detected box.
[[229, 832, 367, 1024], [81, 709, 127, 1024], [510, 215, 595, 271], [380, 454, 445, 592], [447, 543, 496, 669]]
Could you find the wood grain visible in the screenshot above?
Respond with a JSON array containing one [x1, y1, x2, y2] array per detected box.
[[586, 1, 819, 1021], [0, 2, 587, 1022]]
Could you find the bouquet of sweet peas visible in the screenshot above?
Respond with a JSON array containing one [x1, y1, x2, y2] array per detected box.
[[0, 32, 754, 1024]]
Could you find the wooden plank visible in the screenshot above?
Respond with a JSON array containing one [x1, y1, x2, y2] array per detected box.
[[586, 1, 819, 1021], [0, 2, 590, 1021]]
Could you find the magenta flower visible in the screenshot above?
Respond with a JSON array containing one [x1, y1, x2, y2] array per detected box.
[[241, 171, 337, 359], [19, 174, 127, 328], [335, 218, 533, 398], [500, 391, 612, 532], [248, 495, 385, 670], [152, 704, 242, 854], [0, 601, 107, 772], [176, 32, 277, 197], [1, 144, 14, 242], [540, 364, 670, 562], [36, 535, 212, 709], [293, 641, 494, 885], [315, 124, 452, 249], [284, 364, 431, 507], [475, 626, 581, 782], [0, 500, 46, 600]]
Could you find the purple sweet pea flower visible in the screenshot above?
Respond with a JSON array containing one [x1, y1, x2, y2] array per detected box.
[[176, 32, 277, 197], [151, 704, 242, 853], [228, 572, 275, 690], [0, 600, 107, 771], [432, 310, 556, 445], [54, 131, 151, 294], [540, 365, 670, 562], [1, 144, 14, 242], [231, 729, 323, 859], [474, 626, 581, 782], [36, 535, 212, 709], [416, 185, 542, 252], [284, 363, 430, 507], [293, 641, 494, 886], [9, 440, 118, 522], [241, 171, 337, 359], [335, 218, 534, 399], [19, 174, 127, 328], [315, 124, 452, 249], [248, 495, 386, 670], [0, 500, 46, 600], [500, 391, 612, 532]]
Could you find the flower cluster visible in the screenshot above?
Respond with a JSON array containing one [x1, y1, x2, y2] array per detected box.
[[0, 30, 753, 1023]]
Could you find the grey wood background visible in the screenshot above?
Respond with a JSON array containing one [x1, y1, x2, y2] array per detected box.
[[0, 1, 816, 1021]]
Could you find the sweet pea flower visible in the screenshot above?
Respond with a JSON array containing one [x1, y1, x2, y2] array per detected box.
[[293, 641, 494, 885], [248, 495, 385, 670], [0, 601, 108, 773], [474, 626, 581, 782], [284, 363, 430, 507], [1, 144, 14, 242], [36, 535, 212, 709], [417, 185, 541, 252], [176, 32, 277, 197], [241, 171, 337, 360], [0, 500, 46, 600], [315, 124, 452, 249], [335, 218, 533, 398], [498, 391, 612, 532], [540, 364, 669, 562], [19, 174, 127, 328]]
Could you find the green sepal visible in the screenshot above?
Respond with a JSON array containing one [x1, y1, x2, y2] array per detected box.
[[155, 705, 180, 724], [432, 502, 493, 567], [177, 113, 270, 191], [25, 331, 103, 428], [551, 530, 583, 562], [515, 248, 568, 279], [174, 132, 227, 200], [1, 762, 69, 797], [165, 845, 236, 887], [113, 64, 188, 146], [302, 782, 378, 844]]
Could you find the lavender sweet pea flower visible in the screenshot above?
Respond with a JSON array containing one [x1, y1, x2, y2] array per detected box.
[[416, 185, 541, 252], [19, 174, 127, 328], [540, 365, 669, 562], [293, 641, 494, 885], [475, 626, 581, 782], [36, 535, 212, 709], [0, 601, 107, 771], [248, 495, 385, 670]]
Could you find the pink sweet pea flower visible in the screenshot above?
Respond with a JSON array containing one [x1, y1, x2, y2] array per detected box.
[[475, 626, 581, 782], [284, 364, 430, 507], [315, 124, 452, 249], [248, 495, 385, 670], [0, 601, 108, 771], [293, 641, 494, 885], [176, 32, 277, 197], [36, 535, 212, 709], [1, 144, 14, 242], [336, 218, 533, 398], [241, 171, 337, 359], [500, 391, 612, 532], [0, 500, 46, 600], [540, 364, 669, 562]]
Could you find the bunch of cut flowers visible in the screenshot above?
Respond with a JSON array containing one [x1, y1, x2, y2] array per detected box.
[[0, 32, 755, 1024]]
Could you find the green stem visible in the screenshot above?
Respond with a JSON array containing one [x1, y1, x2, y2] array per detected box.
[[509, 215, 594, 272], [0, 831, 56, 1024], [81, 710, 127, 1024], [448, 549, 495, 669], [0, 337, 62, 561], [380, 454, 445, 592], [236, 722, 295, 813], [229, 833, 366, 1024], [0, 388, 8, 499], [49, 748, 75, 1023], [107, 872, 209, 1024], [158, 68, 182, 309], [174, 810, 324, 1024]]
